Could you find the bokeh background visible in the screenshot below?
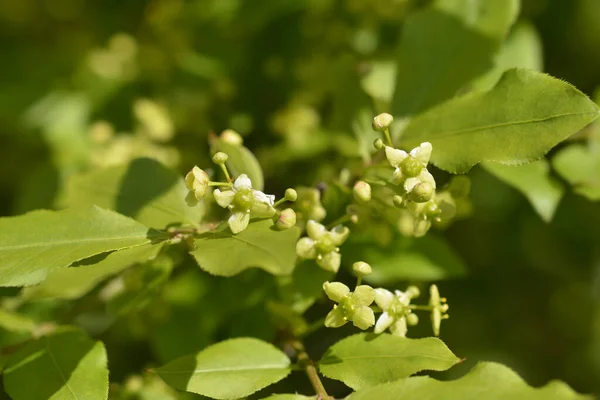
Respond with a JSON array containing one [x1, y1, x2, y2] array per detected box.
[[0, 0, 599, 397]]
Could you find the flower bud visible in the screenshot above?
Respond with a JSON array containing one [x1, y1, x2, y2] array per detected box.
[[352, 261, 372, 276], [185, 166, 210, 200], [372, 113, 394, 132], [220, 129, 243, 146], [392, 195, 404, 208], [284, 188, 298, 202], [406, 285, 420, 298], [409, 182, 434, 203], [373, 138, 384, 150], [406, 313, 419, 326], [212, 152, 229, 164], [401, 157, 423, 178], [353, 181, 372, 203], [276, 208, 297, 230]]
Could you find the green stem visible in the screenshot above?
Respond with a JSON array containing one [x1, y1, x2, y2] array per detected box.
[[291, 340, 331, 400], [208, 181, 232, 187], [273, 198, 287, 208], [218, 163, 232, 183], [326, 214, 352, 229], [383, 127, 393, 147], [409, 304, 434, 311]]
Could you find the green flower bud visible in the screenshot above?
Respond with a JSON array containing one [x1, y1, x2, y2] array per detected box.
[[393, 195, 404, 208], [373, 138, 384, 150], [284, 188, 298, 202], [212, 152, 229, 164], [372, 113, 394, 132], [424, 201, 442, 218], [353, 181, 372, 203], [406, 313, 419, 326], [276, 208, 297, 230], [185, 166, 210, 200], [409, 182, 434, 203], [352, 261, 372, 276], [220, 129, 243, 146]]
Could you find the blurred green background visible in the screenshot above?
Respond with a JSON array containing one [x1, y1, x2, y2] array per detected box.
[[0, 0, 599, 397]]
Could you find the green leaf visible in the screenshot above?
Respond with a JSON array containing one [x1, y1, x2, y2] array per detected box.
[[345, 235, 467, 284], [319, 333, 460, 390], [391, 0, 519, 117], [483, 160, 564, 222], [3, 327, 109, 400], [64, 158, 204, 229], [0, 309, 36, 334], [401, 69, 600, 173], [0, 206, 151, 287], [191, 220, 300, 277], [472, 22, 543, 91], [215, 140, 264, 191], [553, 144, 600, 201], [261, 395, 315, 400], [154, 337, 291, 399], [25, 244, 162, 300], [346, 362, 591, 400]]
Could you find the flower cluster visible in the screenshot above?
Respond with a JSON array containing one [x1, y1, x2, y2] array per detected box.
[[295, 220, 350, 272]]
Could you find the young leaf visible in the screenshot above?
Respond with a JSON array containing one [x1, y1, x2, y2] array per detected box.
[[215, 139, 264, 191], [64, 158, 204, 229], [0, 206, 152, 287], [153, 337, 291, 399], [3, 327, 109, 400], [345, 235, 467, 283], [552, 144, 600, 201], [346, 362, 591, 400], [391, 0, 519, 117], [483, 160, 564, 222], [25, 244, 161, 300], [191, 219, 300, 277], [401, 69, 600, 173], [319, 333, 460, 390]]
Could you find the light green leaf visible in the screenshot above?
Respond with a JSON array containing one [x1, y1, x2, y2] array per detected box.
[[191, 219, 300, 277], [401, 69, 600, 173], [361, 61, 396, 105], [392, 0, 519, 117], [261, 395, 315, 400], [483, 160, 564, 222], [25, 244, 161, 300], [3, 327, 109, 400], [0, 309, 36, 334], [346, 235, 467, 283], [64, 158, 204, 229], [0, 206, 151, 287], [319, 333, 460, 390], [472, 22, 543, 91], [154, 337, 291, 399], [215, 140, 264, 191], [346, 362, 591, 400], [553, 144, 600, 201]]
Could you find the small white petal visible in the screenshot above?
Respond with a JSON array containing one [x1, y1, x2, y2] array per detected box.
[[251, 201, 276, 218], [392, 168, 404, 184], [374, 288, 394, 310], [385, 147, 408, 168], [330, 225, 350, 246], [296, 237, 317, 259], [323, 282, 350, 302], [213, 189, 235, 208], [228, 211, 250, 234], [410, 142, 432, 165], [233, 174, 252, 191], [306, 220, 327, 240], [352, 306, 375, 330], [390, 317, 408, 337], [404, 177, 421, 193], [253, 190, 275, 206], [394, 290, 411, 306], [353, 285, 375, 307], [317, 251, 341, 273], [419, 169, 436, 189], [325, 307, 347, 328], [374, 312, 395, 334]]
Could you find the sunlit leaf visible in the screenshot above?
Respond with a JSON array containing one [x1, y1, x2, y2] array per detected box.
[[191, 220, 300, 277], [552, 144, 600, 201], [346, 362, 591, 400], [401, 69, 600, 173], [3, 327, 109, 400], [0, 206, 151, 287], [154, 337, 291, 399], [215, 140, 264, 191], [319, 333, 460, 390]]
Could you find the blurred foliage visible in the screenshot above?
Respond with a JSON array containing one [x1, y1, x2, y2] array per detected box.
[[0, 0, 600, 398]]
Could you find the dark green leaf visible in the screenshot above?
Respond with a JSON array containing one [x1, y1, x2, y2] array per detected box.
[[346, 362, 591, 400], [401, 69, 600, 173], [0, 206, 151, 287], [191, 220, 300, 277], [391, 0, 519, 117], [3, 327, 108, 400], [319, 333, 460, 390], [154, 337, 291, 399], [65, 158, 204, 229]]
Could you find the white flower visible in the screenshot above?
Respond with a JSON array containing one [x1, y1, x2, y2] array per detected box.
[[385, 142, 436, 193], [213, 174, 276, 234], [374, 287, 419, 337], [295, 220, 350, 272]]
